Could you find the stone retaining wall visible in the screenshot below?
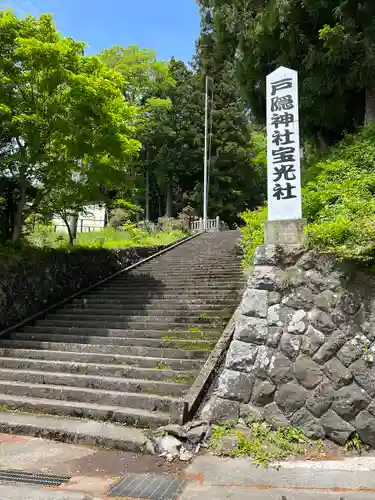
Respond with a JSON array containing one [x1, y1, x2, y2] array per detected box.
[[209, 244, 375, 447], [0, 246, 165, 332]]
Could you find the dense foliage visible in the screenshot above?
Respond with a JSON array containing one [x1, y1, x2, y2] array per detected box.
[[199, 0, 375, 148], [0, 8, 266, 247], [241, 126, 375, 264]]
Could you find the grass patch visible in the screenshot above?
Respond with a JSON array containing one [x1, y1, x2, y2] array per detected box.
[[156, 361, 169, 370], [172, 374, 196, 385], [346, 431, 363, 453], [211, 421, 319, 468], [26, 226, 186, 250]]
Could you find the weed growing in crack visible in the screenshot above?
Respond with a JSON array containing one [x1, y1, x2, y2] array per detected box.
[[210, 421, 314, 468], [345, 431, 362, 453]]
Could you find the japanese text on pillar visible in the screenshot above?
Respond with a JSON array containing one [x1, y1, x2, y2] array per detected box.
[[270, 78, 297, 202], [266, 67, 302, 221]]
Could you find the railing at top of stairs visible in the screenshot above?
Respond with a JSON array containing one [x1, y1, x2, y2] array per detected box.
[[190, 217, 228, 232]]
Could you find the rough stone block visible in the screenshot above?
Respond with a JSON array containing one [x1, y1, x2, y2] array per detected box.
[[294, 354, 323, 389], [355, 411, 375, 448], [323, 358, 352, 389], [336, 292, 361, 316], [250, 379, 275, 406], [288, 309, 308, 334], [296, 250, 318, 271], [313, 330, 349, 364], [225, 340, 258, 374], [365, 399, 375, 419], [337, 334, 369, 367], [253, 245, 279, 266], [268, 304, 293, 327], [332, 384, 370, 421], [234, 316, 268, 345], [252, 345, 274, 379], [280, 332, 302, 361], [321, 409, 354, 445], [250, 266, 286, 292], [282, 287, 315, 310], [216, 370, 255, 403], [350, 358, 375, 398], [268, 352, 294, 385], [306, 269, 341, 292], [291, 408, 324, 440], [283, 266, 306, 288], [211, 398, 240, 424], [301, 325, 325, 356], [306, 380, 334, 418], [238, 288, 268, 319], [308, 308, 336, 334], [266, 326, 283, 348], [315, 290, 338, 312], [275, 382, 309, 415], [269, 292, 281, 306], [263, 402, 290, 429], [239, 403, 263, 423]]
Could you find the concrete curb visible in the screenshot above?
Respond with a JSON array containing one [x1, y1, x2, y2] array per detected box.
[[182, 310, 239, 423]]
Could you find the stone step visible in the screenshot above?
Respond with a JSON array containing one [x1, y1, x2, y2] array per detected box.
[[0, 368, 190, 397], [71, 298, 239, 307], [129, 271, 243, 279], [23, 326, 221, 340], [0, 395, 170, 427], [84, 292, 239, 300], [0, 340, 210, 359], [10, 333, 217, 350], [93, 281, 238, 293], [0, 411, 155, 452], [0, 349, 204, 370], [45, 312, 226, 323], [112, 277, 242, 285], [0, 357, 197, 381], [60, 307, 232, 317], [64, 303, 235, 312], [34, 319, 224, 331], [0, 380, 180, 412]]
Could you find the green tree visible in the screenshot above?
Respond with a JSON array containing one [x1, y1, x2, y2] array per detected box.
[[194, 3, 266, 224], [0, 10, 140, 243], [201, 0, 374, 147]]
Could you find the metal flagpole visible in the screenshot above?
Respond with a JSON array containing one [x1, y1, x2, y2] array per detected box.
[[203, 75, 209, 231]]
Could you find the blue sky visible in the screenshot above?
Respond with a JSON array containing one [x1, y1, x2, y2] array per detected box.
[[1, 0, 201, 62]]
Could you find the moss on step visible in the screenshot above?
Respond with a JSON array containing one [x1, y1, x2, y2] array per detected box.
[[156, 361, 169, 370], [172, 374, 196, 385]]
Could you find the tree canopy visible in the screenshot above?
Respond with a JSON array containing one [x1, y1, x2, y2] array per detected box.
[[199, 0, 375, 147], [0, 10, 139, 242]]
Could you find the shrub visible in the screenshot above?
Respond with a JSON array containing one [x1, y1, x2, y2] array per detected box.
[[303, 125, 375, 262], [240, 125, 375, 264], [158, 217, 187, 233], [239, 205, 267, 268]]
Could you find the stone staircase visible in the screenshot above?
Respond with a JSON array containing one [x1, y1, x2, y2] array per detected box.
[[0, 232, 243, 446]]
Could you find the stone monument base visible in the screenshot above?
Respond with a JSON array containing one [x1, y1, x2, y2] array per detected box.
[[264, 219, 307, 250]]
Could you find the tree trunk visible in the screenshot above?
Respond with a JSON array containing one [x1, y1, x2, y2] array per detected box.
[[69, 214, 78, 244], [317, 132, 329, 153], [365, 86, 375, 125], [165, 183, 173, 217], [11, 166, 27, 243], [61, 213, 74, 245]]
